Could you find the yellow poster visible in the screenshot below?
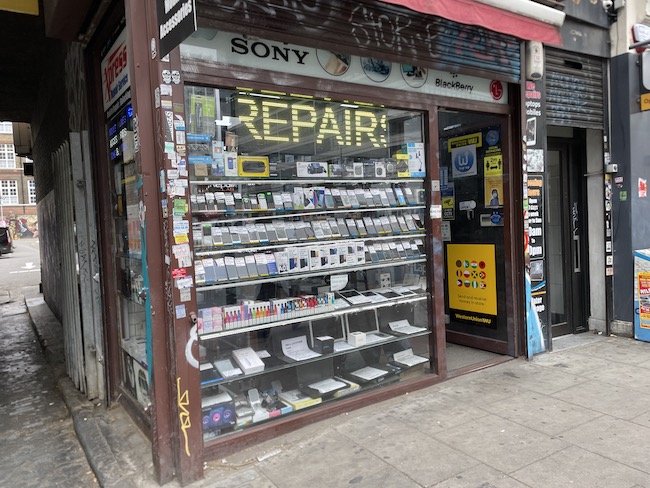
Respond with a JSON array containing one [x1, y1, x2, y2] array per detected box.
[[484, 154, 503, 176], [447, 244, 497, 316], [485, 176, 503, 208]]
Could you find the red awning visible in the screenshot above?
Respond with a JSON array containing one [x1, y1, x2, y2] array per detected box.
[[380, 0, 563, 45]]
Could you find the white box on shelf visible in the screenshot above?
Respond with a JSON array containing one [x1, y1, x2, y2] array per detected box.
[[232, 347, 265, 374], [347, 331, 367, 347]]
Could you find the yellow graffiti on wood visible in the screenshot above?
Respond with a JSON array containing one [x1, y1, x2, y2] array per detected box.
[[177, 377, 191, 457]]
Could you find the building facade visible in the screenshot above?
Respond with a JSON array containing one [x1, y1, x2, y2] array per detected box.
[[30, 0, 638, 485], [0, 121, 37, 235]]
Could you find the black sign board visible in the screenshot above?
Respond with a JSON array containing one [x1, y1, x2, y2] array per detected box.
[[157, 0, 197, 58]]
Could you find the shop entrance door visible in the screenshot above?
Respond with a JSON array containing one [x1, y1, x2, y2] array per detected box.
[[439, 110, 514, 357], [546, 141, 588, 337]]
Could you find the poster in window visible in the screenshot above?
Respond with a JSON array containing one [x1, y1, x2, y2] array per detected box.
[[447, 243, 497, 323]]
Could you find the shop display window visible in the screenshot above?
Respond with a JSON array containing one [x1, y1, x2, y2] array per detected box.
[[107, 101, 149, 407], [185, 86, 433, 442]]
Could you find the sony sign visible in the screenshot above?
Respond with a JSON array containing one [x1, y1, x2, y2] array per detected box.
[[101, 29, 130, 112]]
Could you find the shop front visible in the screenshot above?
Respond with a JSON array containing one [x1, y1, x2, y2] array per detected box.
[[172, 0, 525, 471], [89, 0, 564, 484]]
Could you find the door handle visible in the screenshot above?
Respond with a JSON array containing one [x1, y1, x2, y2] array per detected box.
[[573, 235, 581, 273]]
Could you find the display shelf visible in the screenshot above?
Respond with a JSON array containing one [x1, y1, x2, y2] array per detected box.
[[200, 329, 431, 388], [190, 178, 425, 186], [191, 205, 426, 221], [195, 232, 427, 257], [199, 293, 428, 340], [195, 257, 426, 292]]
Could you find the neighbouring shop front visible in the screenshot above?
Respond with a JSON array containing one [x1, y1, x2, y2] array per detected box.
[[89, 0, 564, 483]]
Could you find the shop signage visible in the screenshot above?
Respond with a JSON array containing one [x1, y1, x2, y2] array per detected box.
[[237, 96, 387, 148], [527, 175, 544, 259], [446, 244, 497, 326], [157, 0, 197, 58], [181, 32, 508, 105], [101, 29, 130, 112]]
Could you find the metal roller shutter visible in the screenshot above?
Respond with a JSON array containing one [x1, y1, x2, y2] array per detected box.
[[545, 49, 605, 129]]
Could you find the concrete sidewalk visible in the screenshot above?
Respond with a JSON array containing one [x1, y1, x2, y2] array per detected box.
[[25, 290, 650, 487]]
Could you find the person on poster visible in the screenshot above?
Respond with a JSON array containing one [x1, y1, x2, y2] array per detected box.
[[489, 188, 500, 207]]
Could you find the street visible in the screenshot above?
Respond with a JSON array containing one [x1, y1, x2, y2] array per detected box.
[[0, 237, 41, 294]]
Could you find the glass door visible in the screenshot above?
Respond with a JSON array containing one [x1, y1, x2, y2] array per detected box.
[[438, 110, 511, 355]]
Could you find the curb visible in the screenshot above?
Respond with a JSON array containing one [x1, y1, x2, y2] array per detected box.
[[24, 293, 138, 488]]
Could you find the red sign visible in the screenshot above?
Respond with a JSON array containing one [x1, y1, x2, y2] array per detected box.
[[490, 80, 504, 101]]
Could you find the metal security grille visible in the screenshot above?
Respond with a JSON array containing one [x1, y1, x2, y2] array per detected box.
[[196, 0, 521, 82], [52, 141, 86, 393], [545, 49, 605, 129]]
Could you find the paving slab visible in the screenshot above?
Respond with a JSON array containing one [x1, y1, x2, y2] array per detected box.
[[258, 429, 421, 488], [489, 360, 589, 395], [510, 445, 650, 488], [432, 414, 567, 473], [551, 380, 650, 420], [560, 416, 650, 475], [432, 464, 531, 488], [385, 390, 490, 435], [569, 338, 650, 366], [530, 352, 614, 377], [335, 412, 480, 486], [482, 390, 603, 436]]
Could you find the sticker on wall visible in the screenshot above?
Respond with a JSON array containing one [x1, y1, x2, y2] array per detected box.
[[174, 116, 185, 131], [176, 277, 193, 289], [154, 87, 161, 108], [151, 37, 157, 59], [526, 117, 537, 146], [160, 169, 166, 193], [401, 65, 427, 88], [164, 111, 174, 142], [530, 259, 544, 281], [316, 50, 351, 76], [172, 268, 187, 279], [179, 289, 191, 302], [161, 84, 172, 97], [620, 190, 628, 201], [173, 198, 188, 216], [442, 183, 455, 220], [527, 148, 544, 172], [171, 70, 181, 84], [161, 99, 173, 110], [639, 178, 647, 198], [441, 221, 451, 241], [361, 57, 391, 83], [175, 304, 186, 319], [162, 69, 172, 84]]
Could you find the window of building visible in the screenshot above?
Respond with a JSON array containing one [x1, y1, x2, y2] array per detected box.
[[1, 180, 19, 204], [0, 122, 12, 134], [28, 180, 36, 204], [0, 144, 16, 169]]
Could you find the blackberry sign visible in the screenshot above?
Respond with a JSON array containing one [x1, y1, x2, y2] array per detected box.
[[157, 0, 196, 58]]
